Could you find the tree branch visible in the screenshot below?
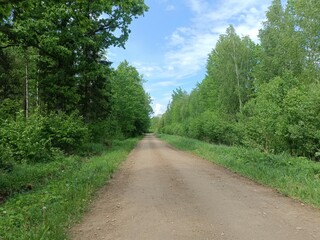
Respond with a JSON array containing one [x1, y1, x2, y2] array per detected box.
[[0, 44, 19, 49]]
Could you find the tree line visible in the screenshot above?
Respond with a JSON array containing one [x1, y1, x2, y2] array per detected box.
[[156, 0, 320, 160], [0, 0, 151, 168]]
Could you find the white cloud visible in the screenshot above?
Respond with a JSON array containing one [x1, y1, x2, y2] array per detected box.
[[153, 103, 165, 116], [134, 0, 270, 82], [133, 62, 163, 78], [110, 0, 272, 116], [187, 0, 208, 14], [169, 31, 186, 47], [166, 5, 175, 11], [164, 0, 269, 77], [155, 81, 178, 87]]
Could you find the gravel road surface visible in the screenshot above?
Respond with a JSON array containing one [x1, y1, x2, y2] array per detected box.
[[70, 134, 320, 240]]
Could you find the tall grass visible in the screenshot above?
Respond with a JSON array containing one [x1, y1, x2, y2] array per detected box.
[[158, 134, 320, 208], [0, 138, 139, 240]]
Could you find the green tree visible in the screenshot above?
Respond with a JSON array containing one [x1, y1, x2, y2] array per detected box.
[[256, 0, 305, 83], [241, 73, 300, 153], [1, 0, 148, 114], [110, 61, 152, 137], [283, 84, 320, 158], [157, 0, 320, 161], [292, 0, 320, 82], [205, 25, 256, 115]]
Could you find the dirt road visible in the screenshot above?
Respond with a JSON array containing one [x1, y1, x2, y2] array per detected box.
[[70, 134, 320, 240]]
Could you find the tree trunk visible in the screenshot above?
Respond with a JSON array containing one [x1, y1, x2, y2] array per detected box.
[[232, 38, 243, 113], [25, 48, 29, 119]]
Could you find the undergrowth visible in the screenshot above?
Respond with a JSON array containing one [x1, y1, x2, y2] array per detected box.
[[158, 134, 320, 208], [0, 138, 139, 240]]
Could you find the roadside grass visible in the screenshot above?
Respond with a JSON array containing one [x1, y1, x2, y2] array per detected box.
[[0, 138, 139, 240], [158, 134, 320, 208]]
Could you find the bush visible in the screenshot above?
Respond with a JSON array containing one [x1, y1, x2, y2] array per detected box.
[[43, 112, 89, 154], [0, 144, 13, 171], [88, 119, 123, 142], [186, 111, 239, 145], [240, 76, 292, 153], [0, 112, 54, 163], [283, 84, 320, 159], [0, 99, 20, 122], [200, 111, 227, 143], [187, 117, 203, 139], [0, 111, 90, 165]]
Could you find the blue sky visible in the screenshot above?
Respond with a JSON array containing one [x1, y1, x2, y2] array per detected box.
[[109, 0, 273, 115]]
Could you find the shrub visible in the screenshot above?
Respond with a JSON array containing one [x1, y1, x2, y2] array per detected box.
[[187, 117, 203, 139], [0, 112, 54, 163], [0, 143, 13, 171], [0, 111, 89, 164], [43, 112, 90, 154], [187, 111, 238, 145], [283, 84, 320, 159], [0, 99, 20, 122], [88, 119, 124, 142]]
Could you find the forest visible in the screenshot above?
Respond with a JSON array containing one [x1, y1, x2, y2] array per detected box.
[[156, 0, 320, 161], [0, 1, 152, 238], [0, 0, 319, 238], [0, 0, 152, 169]]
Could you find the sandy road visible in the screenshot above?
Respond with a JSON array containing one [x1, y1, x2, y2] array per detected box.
[[70, 134, 320, 240]]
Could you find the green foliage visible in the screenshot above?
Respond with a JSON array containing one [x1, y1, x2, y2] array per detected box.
[[110, 61, 152, 138], [207, 26, 257, 114], [43, 112, 89, 154], [0, 112, 54, 164], [0, 48, 26, 108], [0, 138, 139, 240], [293, 0, 320, 82], [240, 74, 320, 159], [0, 2, 151, 238], [149, 116, 161, 133], [157, 1, 320, 161], [1, 0, 149, 116], [256, 0, 305, 83], [158, 26, 256, 147], [240, 75, 296, 152], [0, 111, 90, 166], [0, 99, 21, 121], [87, 119, 117, 143], [0, 143, 13, 172], [0, 0, 151, 168], [283, 84, 320, 158], [197, 111, 238, 145], [0, 156, 67, 197]]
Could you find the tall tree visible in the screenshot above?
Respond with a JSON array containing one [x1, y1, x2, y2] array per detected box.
[[256, 0, 305, 83], [292, 0, 320, 82], [110, 61, 152, 137], [1, 0, 148, 114], [205, 25, 256, 115]]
